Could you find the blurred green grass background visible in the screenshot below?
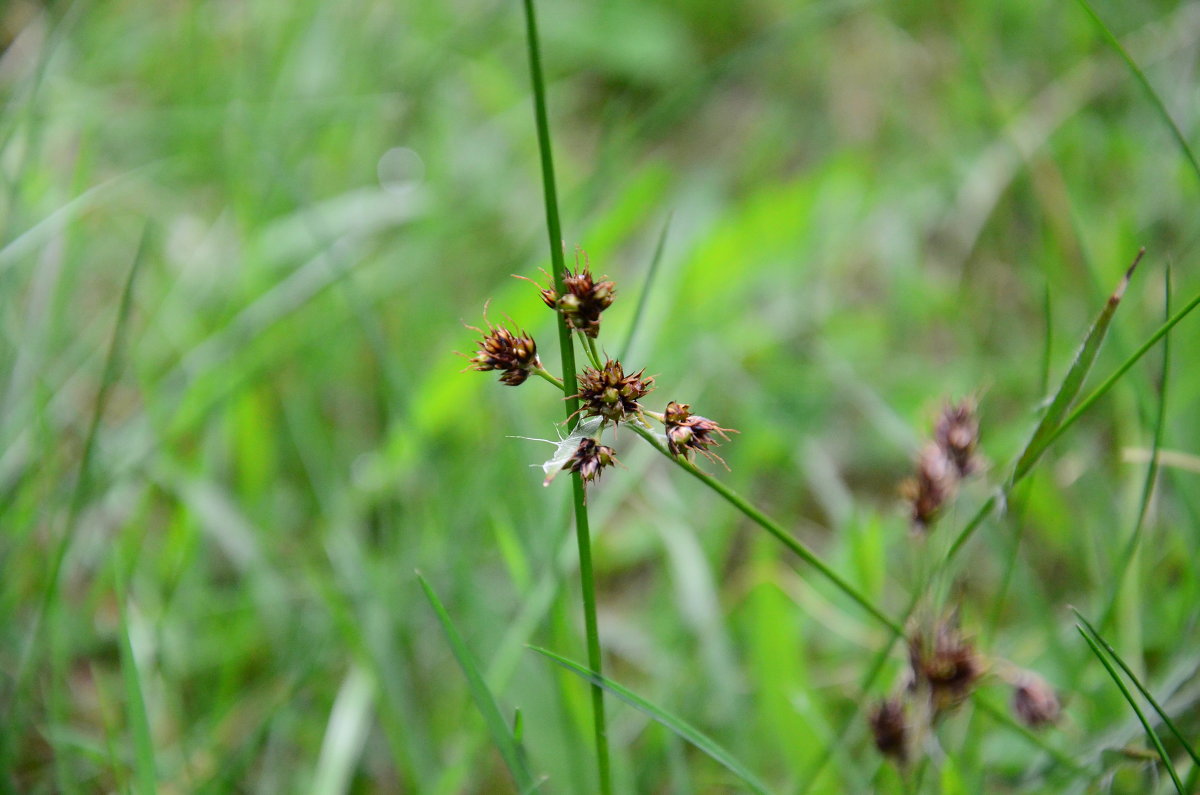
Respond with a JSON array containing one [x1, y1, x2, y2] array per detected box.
[[2, 0, 1199, 791]]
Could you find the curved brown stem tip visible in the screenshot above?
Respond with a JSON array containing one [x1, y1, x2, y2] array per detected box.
[[1111, 246, 1146, 305]]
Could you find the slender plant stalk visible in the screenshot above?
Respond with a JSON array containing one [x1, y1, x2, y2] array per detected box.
[[620, 213, 672, 360], [1096, 269, 1171, 632], [583, 334, 603, 369], [1074, 610, 1200, 772], [1076, 622, 1186, 795], [532, 367, 565, 390], [519, 1, 611, 791], [417, 573, 537, 793], [972, 695, 1090, 778], [1045, 284, 1200, 451], [1074, 0, 1200, 190], [628, 424, 903, 636], [804, 257, 1191, 789], [12, 227, 149, 705], [531, 645, 772, 794]]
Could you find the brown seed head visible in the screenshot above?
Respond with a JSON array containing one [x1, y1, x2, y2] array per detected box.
[[868, 698, 910, 764], [908, 618, 983, 712], [1012, 673, 1060, 728], [519, 250, 615, 338], [662, 401, 737, 467], [935, 400, 982, 477], [570, 359, 653, 425], [902, 443, 956, 531], [461, 312, 541, 386], [514, 269, 558, 310], [558, 437, 618, 485]]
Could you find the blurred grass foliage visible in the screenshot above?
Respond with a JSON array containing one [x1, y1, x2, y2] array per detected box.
[[2, 0, 1199, 791]]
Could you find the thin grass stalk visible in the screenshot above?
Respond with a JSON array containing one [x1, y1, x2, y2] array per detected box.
[[620, 213, 671, 360], [115, 550, 158, 795], [629, 424, 903, 636], [530, 646, 772, 795], [1076, 623, 1186, 794], [1075, 610, 1200, 772], [1045, 285, 1200, 452], [8, 227, 149, 778], [417, 573, 537, 793], [1011, 249, 1143, 484], [519, 1, 611, 790], [1073, 0, 1200, 190], [1039, 282, 1053, 396], [1096, 270, 1171, 632], [803, 258, 1172, 787], [971, 696, 1090, 778], [985, 486, 1033, 644]]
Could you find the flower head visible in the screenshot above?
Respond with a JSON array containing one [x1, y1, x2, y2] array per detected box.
[[461, 309, 541, 386], [552, 437, 618, 488], [570, 359, 653, 425], [908, 617, 983, 712], [661, 401, 737, 467], [1012, 673, 1060, 728], [902, 443, 956, 531], [868, 698, 910, 764], [935, 399, 982, 477], [518, 250, 615, 338]]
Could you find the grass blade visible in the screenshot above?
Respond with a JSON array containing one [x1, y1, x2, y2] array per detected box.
[[114, 566, 157, 795], [1074, 0, 1200, 189], [1012, 248, 1143, 483], [529, 646, 772, 795], [620, 212, 672, 360], [1039, 281, 1053, 397], [948, 275, 1200, 563], [803, 253, 1182, 787], [1095, 269, 1171, 632], [971, 695, 1089, 779], [9, 225, 150, 773], [1075, 618, 1185, 794], [1046, 282, 1200, 453], [520, 0, 612, 790], [1075, 610, 1200, 771], [311, 665, 375, 795], [629, 423, 902, 636], [804, 252, 1159, 786], [417, 573, 537, 794]]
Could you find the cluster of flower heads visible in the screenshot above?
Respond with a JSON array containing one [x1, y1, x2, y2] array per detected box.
[[520, 251, 615, 339], [868, 613, 1061, 766], [461, 305, 541, 386], [902, 399, 984, 531], [462, 249, 735, 491], [871, 402, 1059, 766]]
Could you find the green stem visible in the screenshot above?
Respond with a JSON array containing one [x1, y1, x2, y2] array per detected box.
[[802, 283, 1200, 788], [1095, 270, 1171, 633], [583, 334, 604, 369], [520, 1, 611, 791], [532, 366, 565, 391], [629, 424, 903, 636], [1044, 284, 1200, 453]]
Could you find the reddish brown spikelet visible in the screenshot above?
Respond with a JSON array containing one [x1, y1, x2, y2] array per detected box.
[[868, 698, 909, 764], [935, 400, 982, 477], [460, 310, 541, 386], [513, 269, 558, 310], [902, 443, 956, 531], [558, 437, 618, 486], [908, 617, 983, 712], [569, 359, 653, 425], [519, 250, 615, 338], [662, 401, 737, 467], [1012, 673, 1060, 728]]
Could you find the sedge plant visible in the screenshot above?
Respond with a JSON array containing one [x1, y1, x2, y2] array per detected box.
[[443, 1, 1200, 791]]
